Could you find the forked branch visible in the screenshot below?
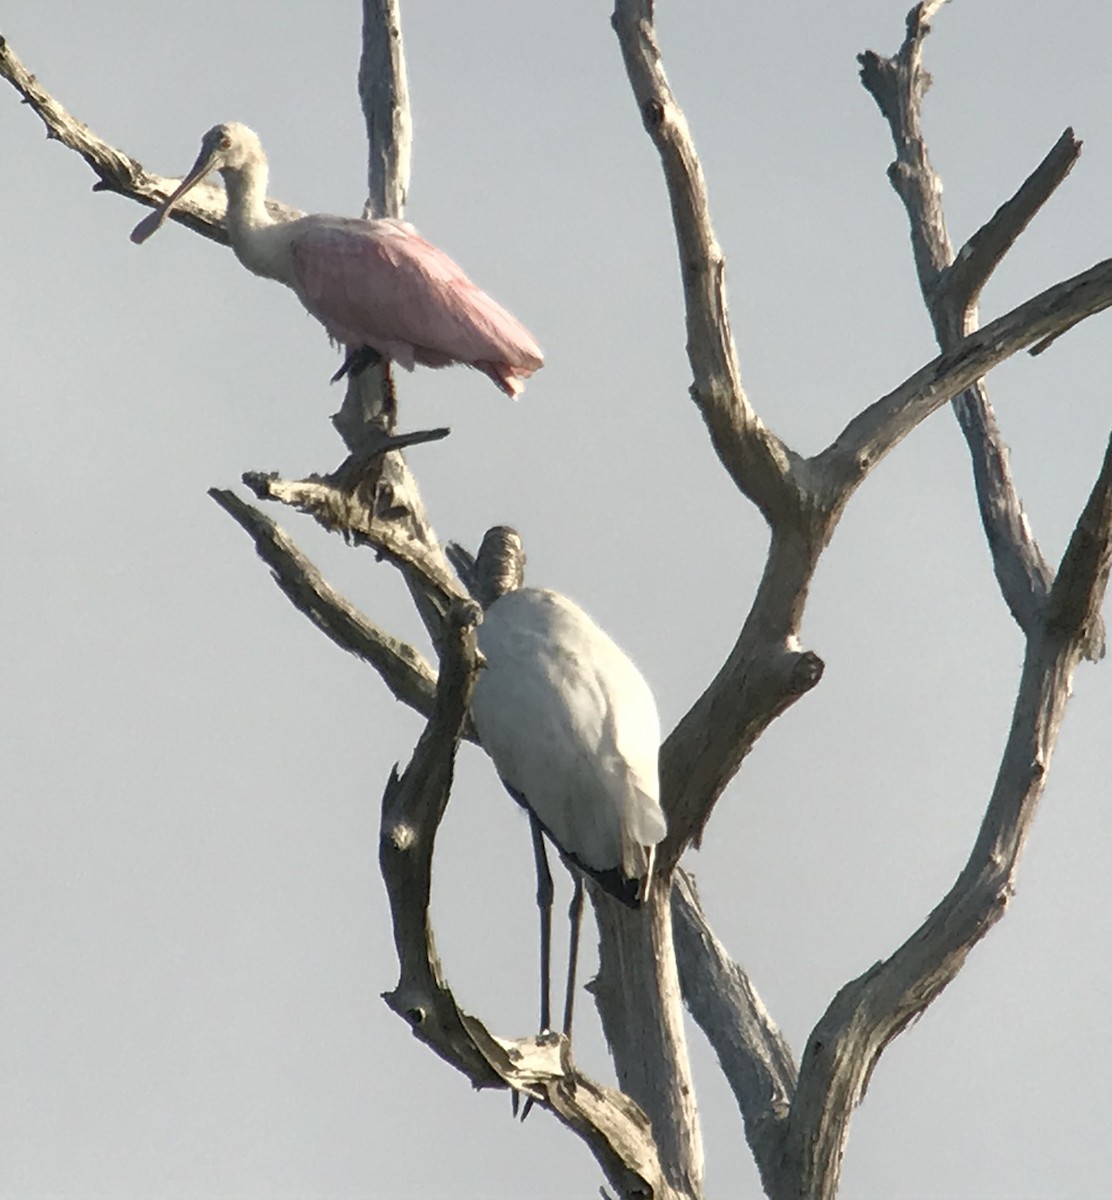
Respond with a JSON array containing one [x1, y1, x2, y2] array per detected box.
[[614, 0, 1112, 875], [779, 434, 1112, 1199], [210, 487, 440, 716], [817, 257, 1112, 498], [859, 1, 1100, 654], [8, 7, 1109, 1198], [614, 6, 1112, 1198], [763, 10, 1112, 1192], [241, 467, 466, 634]]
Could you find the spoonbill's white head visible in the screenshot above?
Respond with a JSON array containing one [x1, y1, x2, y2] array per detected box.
[[130, 122, 267, 244], [194, 122, 266, 174]]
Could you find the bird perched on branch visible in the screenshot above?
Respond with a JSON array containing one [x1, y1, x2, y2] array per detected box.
[[131, 123, 544, 398], [467, 527, 666, 1042]]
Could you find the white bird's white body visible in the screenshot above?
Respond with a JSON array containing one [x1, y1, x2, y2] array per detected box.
[[470, 587, 666, 898]]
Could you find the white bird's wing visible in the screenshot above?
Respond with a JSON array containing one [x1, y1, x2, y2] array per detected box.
[[471, 589, 664, 880]]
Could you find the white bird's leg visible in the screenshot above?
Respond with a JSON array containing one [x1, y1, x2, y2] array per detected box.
[[561, 875, 585, 1038], [514, 814, 554, 1122], [528, 813, 554, 1034]]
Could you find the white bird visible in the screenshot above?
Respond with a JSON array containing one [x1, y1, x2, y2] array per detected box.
[[467, 528, 666, 1042], [130, 122, 543, 397]]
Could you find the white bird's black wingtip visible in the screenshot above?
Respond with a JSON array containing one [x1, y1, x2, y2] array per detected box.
[[564, 853, 644, 909]]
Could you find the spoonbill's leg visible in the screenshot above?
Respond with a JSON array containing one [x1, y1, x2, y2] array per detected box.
[[562, 876, 585, 1038], [331, 344, 383, 383]]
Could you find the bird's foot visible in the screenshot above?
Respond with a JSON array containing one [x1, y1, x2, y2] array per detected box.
[[331, 345, 383, 383], [509, 1027, 564, 1123]]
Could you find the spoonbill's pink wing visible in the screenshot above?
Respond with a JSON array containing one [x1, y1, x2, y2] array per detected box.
[[289, 217, 543, 394]]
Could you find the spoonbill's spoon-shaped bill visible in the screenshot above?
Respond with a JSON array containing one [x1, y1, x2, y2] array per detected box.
[[131, 123, 544, 397]]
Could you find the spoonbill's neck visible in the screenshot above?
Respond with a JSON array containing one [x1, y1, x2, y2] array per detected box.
[[221, 161, 273, 235], [220, 160, 292, 282]]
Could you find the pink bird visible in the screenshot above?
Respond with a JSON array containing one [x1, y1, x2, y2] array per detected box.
[[131, 122, 544, 397]]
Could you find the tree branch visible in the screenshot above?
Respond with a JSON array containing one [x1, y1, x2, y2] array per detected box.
[[610, 0, 802, 527], [662, 245, 1112, 856], [360, 0, 412, 220], [660, 539, 826, 864], [592, 883, 704, 1198], [817, 257, 1112, 501], [333, 1, 414, 452], [0, 34, 300, 241], [240, 467, 468, 637], [671, 871, 796, 1195], [856, 1, 949, 301], [1046, 433, 1112, 648], [946, 129, 1081, 315], [379, 602, 690, 1200], [777, 434, 1112, 1197], [209, 487, 441, 719], [858, 3, 1098, 654]]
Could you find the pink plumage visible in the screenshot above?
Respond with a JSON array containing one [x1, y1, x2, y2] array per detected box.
[[290, 217, 542, 397], [131, 123, 543, 398]]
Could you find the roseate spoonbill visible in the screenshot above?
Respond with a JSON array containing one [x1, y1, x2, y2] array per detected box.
[[467, 527, 666, 1044], [130, 123, 544, 397]]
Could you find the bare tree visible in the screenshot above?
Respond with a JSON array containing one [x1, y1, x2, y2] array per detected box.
[[4, 3, 1110, 1197]]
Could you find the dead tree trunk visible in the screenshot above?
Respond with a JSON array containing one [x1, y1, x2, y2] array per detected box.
[[3, 2, 1110, 1197]]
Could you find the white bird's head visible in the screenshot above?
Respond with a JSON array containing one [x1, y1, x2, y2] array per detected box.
[[475, 526, 526, 608], [130, 122, 267, 244]]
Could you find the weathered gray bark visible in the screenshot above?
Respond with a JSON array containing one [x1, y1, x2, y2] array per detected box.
[[858, 2, 1101, 659], [329, 0, 443, 631], [4, 3, 1111, 1198], [359, 0, 411, 222], [609, 2, 1112, 1197], [593, 883, 705, 1197], [671, 871, 796, 1196]]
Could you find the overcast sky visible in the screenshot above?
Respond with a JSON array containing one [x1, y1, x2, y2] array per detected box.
[[3, 3, 1111, 1197]]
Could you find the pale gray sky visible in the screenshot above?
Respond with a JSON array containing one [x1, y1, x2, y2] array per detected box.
[[3, 3, 1111, 1197]]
